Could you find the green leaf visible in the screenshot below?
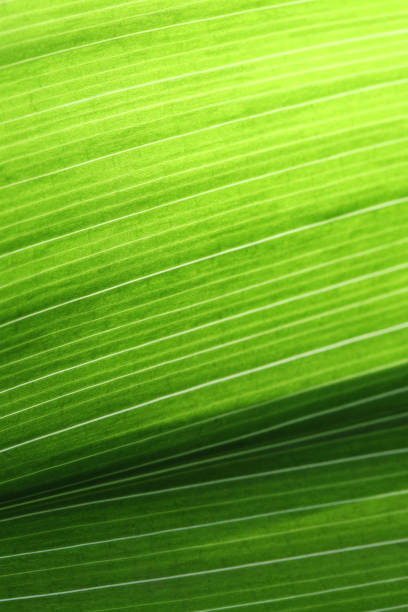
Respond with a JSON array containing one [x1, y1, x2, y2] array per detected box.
[[0, 0, 407, 609]]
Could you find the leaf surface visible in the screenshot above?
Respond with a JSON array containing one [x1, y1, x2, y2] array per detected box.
[[0, 0, 407, 609]]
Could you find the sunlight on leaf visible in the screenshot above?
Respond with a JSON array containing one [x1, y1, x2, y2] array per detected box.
[[0, 0, 407, 610]]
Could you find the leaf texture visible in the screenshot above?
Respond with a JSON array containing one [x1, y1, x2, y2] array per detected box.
[[0, 0, 407, 609]]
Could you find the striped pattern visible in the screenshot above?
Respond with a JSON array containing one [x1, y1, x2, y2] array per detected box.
[[0, 0, 407, 609]]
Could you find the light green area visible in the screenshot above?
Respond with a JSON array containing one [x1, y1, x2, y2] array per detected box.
[[0, 0, 407, 609]]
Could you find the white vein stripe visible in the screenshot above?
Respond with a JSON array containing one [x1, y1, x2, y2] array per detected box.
[[2, 258, 406, 397], [0, 1, 323, 71], [3, 267, 405, 423], [367, 605, 408, 612], [0, 321, 407, 454], [3, 508, 408, 579], [90, 383, 408, 492], [3, 96, 392, 229], [5, 38, 406, 160], [2, 132, 405, 269], [2, 446, 407, 524], [0, 0, 211, 39], [2, 355, 404, 505], [0, 212, 398, 361], [4, 25, 406, 128], [0, 487, 405, 560], [2, 76, 408, 188], [0, 539, 407, 601], [2, 467, 406, 546], [6, 59, 405, 191], [195, 576, 408, 611], [5, 13, 404, 109], [1, 195, 406, 331]]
